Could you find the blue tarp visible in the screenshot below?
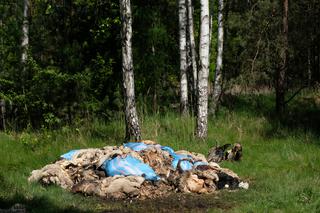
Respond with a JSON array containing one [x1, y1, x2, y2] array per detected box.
[[124, 142, 208, 172], [123, 142, 150, 152], [60, 142, 208, 182], [160, 146, 175, 155], [124, 142, 175, 155], [60, 150, 79, 160], [101, 155, 160, 181], [171, 153, 193, 171]]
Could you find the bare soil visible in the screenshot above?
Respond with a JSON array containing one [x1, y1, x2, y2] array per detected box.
[[101, 192, 235, 212]]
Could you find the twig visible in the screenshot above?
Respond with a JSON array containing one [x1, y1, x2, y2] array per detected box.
[[284, 85, 308, 106]]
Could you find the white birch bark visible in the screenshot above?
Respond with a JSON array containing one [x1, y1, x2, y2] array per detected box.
[[21, 0, 29, 66], [119, 0, 141, 141], [196, 0, 210, 138], [187, 0, 198, 103], [179, 0, 188, 115], [209, 0, 214, 48], [211, 0, 224, 115], [21, 0, 30, 116]]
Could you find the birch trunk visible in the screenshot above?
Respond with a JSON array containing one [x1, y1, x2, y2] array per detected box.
[[21, 0, 30, 117], [211, 0, 224, 115], [179, 0, 188, 115], [187, 0, 198, 108], [209, 0, 213, 46], [209, 0, 214, 46], [276, 0, 288, 114], [119, 0, 141, 141], [0, 100, 5, 131], [196, 0, 210, 138], [21, 0, 29, 67]]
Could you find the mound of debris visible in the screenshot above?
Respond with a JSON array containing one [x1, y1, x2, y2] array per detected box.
[[28, 140, 248, 200]]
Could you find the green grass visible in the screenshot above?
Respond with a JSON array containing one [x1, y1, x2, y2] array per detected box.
[[0, 94, 320, 212]]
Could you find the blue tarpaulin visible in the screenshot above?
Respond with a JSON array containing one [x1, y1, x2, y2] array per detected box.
[[124, 142, 208, 172], [123, 142, 150, 152], [160, 146, 175, 155], [60, 150, 79, 160], [101, 155, 160, 181], [171, 153, 193, 171], [60, 142, 208, 182]]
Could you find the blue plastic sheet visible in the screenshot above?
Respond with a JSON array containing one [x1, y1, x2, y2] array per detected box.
[[123, 142, 150, 152], [60, 150, 79, 160], [102, 155, 160, 181], [124, 143, 175, 155], [123, 142, 208, 172], [171, 154, 193, 171], [160, 146, 175, 155], [60, 142, 208, 182]]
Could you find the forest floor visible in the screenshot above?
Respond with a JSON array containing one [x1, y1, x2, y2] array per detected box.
[[0, 93, 320, 212]]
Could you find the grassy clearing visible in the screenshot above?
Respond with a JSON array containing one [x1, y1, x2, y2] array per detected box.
[[0, 94, 320, 212]]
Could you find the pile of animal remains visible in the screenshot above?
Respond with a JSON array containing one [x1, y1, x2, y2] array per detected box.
[[28, 140, 248, 200]]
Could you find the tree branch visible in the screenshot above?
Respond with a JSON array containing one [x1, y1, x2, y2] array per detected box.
[[284, 84, 308, 106]]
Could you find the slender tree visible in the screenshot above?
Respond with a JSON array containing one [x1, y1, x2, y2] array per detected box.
[[21, 0, 30, 118], [0, 100, 5, 131], [211, 0, 224, 115], [187, 0, 198, 110], [209, 0, 214, 45], [119, 0, 141, 141], [179, 0, 189, 115], [21, 0, 29, 69], [276, 0, 288, 114], [196, 0, 210, 138]]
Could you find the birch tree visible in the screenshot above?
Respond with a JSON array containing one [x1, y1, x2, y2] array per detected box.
[[21, 0, 29, 68], [276, 0, 288, 114], [119, 0, 141, 141], [211, 0, 224, 115], [209, 0, 214, 45], [187, 0, 198, 108], [179, 0, 188, 115], [21, 0, 30, 116], [196, 0, 210, 138]]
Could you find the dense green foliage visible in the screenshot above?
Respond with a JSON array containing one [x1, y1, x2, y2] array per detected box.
[[0, 0, 319, 129], [0, 94, 319, 212], [224, 0, 319, 89]]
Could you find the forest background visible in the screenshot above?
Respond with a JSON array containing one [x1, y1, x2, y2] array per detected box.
[[0, 0, 318, 130]]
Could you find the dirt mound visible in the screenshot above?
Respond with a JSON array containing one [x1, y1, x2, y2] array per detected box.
[[28, 141, 248, 200]]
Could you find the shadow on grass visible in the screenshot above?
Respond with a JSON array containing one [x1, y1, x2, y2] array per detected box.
[[0, 192, 235, 213], [0, 193, 88, 213], [221, 93, 320, 141]]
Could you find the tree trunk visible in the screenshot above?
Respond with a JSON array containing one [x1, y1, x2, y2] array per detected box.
[[119, 0, 141, 141], [209, 0, 214, 46], [187, 0, 198, 112], [275, 0, 288, 114], [0, 100, 5, 131], [211, 0, 224, 115], [196, 0, 210, 139], [21, 0, 30, 122], [179, 0, 189, 115], [21, 0, 29, 67]]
